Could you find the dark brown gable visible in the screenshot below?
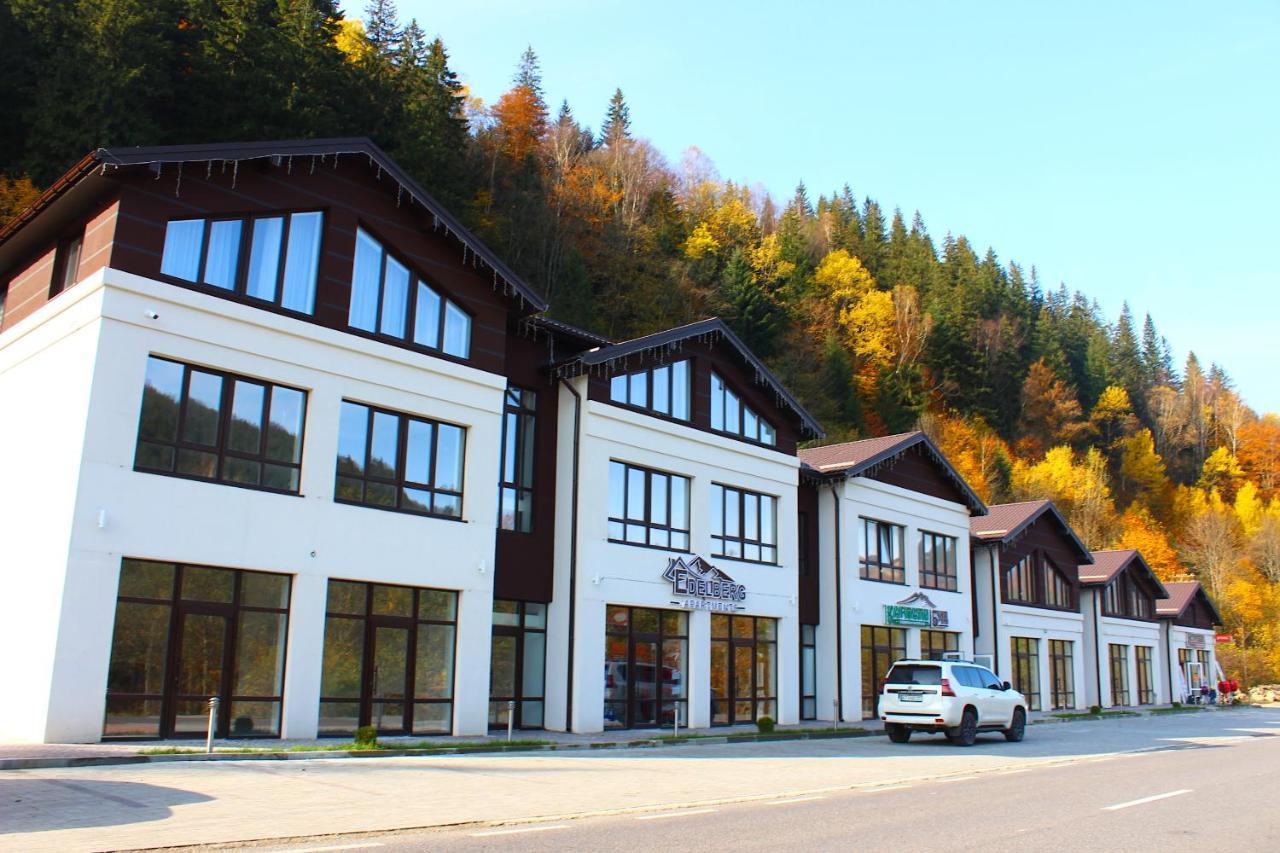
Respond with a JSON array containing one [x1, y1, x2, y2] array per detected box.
[[1178, 594, 1218, 630], [869, 443, 972, 506], [1000, 512, 1084, 579], [108, 156, 520, 375]]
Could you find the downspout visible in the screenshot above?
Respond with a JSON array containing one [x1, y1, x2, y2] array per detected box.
[[558, 378, 582, 731], [830, 480, 844, 722], [1093, 591, 1104, 706], [1165, 620, 1177, 703], [988, 547, 1001, 674]]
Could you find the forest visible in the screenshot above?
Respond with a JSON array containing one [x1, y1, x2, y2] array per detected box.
[[2, 0, 1277, 684]]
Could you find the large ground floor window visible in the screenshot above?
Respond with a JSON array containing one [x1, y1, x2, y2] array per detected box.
[[1109, 644, 1130, 706], [921, 629, 960, 661], [319, 580, 458, 736], [105, 559, 290, 739], [800, 624, 817, 720], [861, 625, 907, 719], [489, 600, 546, 730], [1048, 639, 1075, 710], [1136, 645, 1155, 705], [1010, 637, 1041, 711], [604, 606, 688, 729], [711, 615, 778, 725]]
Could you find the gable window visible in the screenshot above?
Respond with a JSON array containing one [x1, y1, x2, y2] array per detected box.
[[1006, 555, 1035, 604], [860, 518, 905, 583], [710, 372, 775, 445], [609, 360, 691, 420], [1103, 573, 1153, 619], [50, 232, 84, 297], [498, 387, 536, 532], [160, 212, 323, 314], [711, 483, 777, 564], [920, 532, 958, 591], [1044, 560, 1074, 609], [607, 461, 690, 551], [348, 227, 471, 358], [134, 355, 306, 494], [335, 401, 465, 519]]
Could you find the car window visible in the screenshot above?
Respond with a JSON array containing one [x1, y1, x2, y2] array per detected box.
[[885, 664, 941, 686], [977, 668, 1003, 690], [954, 666, 981, 688]]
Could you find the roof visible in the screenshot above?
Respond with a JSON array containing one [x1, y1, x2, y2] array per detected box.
[[1157, 581, 1224, 624], [1078, 549, 1169, 598], [798, 431, 987, 514], [526, 315, 612, 350], [970, 500, 1094, 564], [558, 317, 825, 439], [0, 138, 548, 312]]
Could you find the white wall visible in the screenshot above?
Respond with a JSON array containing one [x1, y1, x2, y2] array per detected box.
[[1081, 588, 1164, 707]]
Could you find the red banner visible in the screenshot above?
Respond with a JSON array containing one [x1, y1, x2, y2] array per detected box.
[[1215, 634, 1233, 644]]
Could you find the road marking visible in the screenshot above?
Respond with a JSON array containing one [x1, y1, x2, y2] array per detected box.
[[282, 845, 384, 852], [935, 776, 977, 783], [997, 768, 1031, 775], [862, 784, 912, 793], [635, 808, 718, 820], [1102, 789, 1193, 811], [469, 825, 569, 837], [765, 796, 826, 805]]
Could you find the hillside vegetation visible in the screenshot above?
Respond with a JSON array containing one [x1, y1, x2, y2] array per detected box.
[[2, 1, 1277, 683]]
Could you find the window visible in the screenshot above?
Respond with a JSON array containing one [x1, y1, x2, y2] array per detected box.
[[489, 601, 546, 730], [160, 211, 323, 314], [607, 461, 690, 550], [498, 387, 536, 532], [1044, 561, 1074, 609], [349, 227, 471, 358], [609, 360, 690, 420], [711, 615, 777, 725], [861, 625, 907, 718], [861, 518, 905, 583], [711, 484, 777, 563], [1011, 636, 1041, 711], [1109, 644, 1130, 706], [798, 511, 811, 576], [134, 356, 306, 493], [1136, 646, 1155, 705], [50, 232, 84, 297], [1006, 555, 1036, 603], [334, 401, 465, 519], [710, 371, 775, 445], [605, 606, 688, 729], [921, 630, 960, 661], [801, 624, 817, 720], [1048, 639, 1075, 710], [920, 532, 958, 591], [1103, 574, 1153, 619]]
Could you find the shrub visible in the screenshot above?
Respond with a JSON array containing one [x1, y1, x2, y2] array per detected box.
[[354, 726, 378, 748], [756, 716, 775, 734], [1089, 705, 1102, 715]]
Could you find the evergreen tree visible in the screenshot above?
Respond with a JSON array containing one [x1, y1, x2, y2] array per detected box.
[[600, 88, 631, 146], [720, 248, 779, 356], [513, 45, 542, 95], [363, 0, 402, 52]]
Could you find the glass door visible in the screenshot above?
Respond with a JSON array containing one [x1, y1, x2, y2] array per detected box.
[[170, 609, 232, 736], [371, 624, 410, 733]]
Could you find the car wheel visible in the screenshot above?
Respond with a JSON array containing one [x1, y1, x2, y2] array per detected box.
[[886, 723, 911, 744], [1003, 707, 1026, 742], [947, 708, 978, 746]]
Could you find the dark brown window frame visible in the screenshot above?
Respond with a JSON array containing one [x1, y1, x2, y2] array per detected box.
[[921, 629, 960, 660], [861, 624, 907, 718], [1048, 638, 1075, 710], [1102, 573, 1156, 621], [709, 370, 777, 447], [800, 623, 817, 720], [711, 614, 778, 726], [711, 482, 778, 565], [1135, 645, 1156, 705], [49, 229, 85, 298], [1003, 550, 1077, 612], [860, 517, 906, 584], [1109, 643, 1130, 706], [604, 606, 689, 730], [488, 600, 547, 730], [334, 400, 466, 521], [134, 355, 307, 496], [498, 386, 536, 533], [608, 359, 692, 422], [1011, 635, 1042, 711], [919, 530, 958, 592], [607, 460, 691, 552]]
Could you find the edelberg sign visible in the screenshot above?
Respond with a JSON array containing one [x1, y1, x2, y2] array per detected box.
[[663, 556, 746, 612]]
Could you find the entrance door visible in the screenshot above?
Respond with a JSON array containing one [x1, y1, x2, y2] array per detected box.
[[603, 606, 687, 729], [370, 624, 411, 734], [169, 609, 233, 737]]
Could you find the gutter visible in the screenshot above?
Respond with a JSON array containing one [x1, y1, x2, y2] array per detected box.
[[1094, 592, 1104, 706], [558, 378, 583, 731], [830, 481, 844, 722], [988, 547, 1001, 674]]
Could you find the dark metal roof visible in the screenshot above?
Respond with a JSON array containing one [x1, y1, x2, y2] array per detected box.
[[970, 499, 1094, 564], [527, 315, 612, 349], [558, 317, 825, 439], [1157, 581, 1224, 625], [1078, 549, 1169, 598], [798, 431, 988, 515], [1, 138, 548, 312]]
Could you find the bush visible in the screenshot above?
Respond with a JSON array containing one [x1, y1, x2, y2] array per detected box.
[[756, 716, 775, 734], [354, 726, 378, 748], [1089, 705, 1102, 715]]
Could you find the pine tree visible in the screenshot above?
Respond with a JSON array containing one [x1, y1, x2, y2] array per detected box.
[[1141, 313, 1164, 386], [363, 0, 402, 52], [600, 88, 631, 147], [720, 249, 779, 356], [513, 45, 542, 95]]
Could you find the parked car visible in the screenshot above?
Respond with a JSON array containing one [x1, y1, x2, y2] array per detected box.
[[877, 659, 1028, 746]]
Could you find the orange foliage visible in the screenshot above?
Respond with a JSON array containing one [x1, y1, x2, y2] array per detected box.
[[1239, 415, 1280, 501], [1113, 506, 1185, 582], [490, 85, 547, 163]]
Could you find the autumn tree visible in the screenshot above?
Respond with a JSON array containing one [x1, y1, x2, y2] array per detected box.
[[1114, 506, 1184, 582], [1016, 359, 1088, 458], [1180, 490, 1240, 599]]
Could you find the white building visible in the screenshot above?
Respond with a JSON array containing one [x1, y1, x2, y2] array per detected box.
[[972, 501, 1094, 713], [1078, 549, 1170, 708], [799, 433, 988, 722], [1158, 581, 1222, 703]]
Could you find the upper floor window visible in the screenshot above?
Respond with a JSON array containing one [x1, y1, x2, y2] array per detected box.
[[861, 518, 905, 583], [135, 355, 306, 494], [710, 372, 775, 445], [1005, 552, 1075, 610], [1103, 574, 1152, 619], [498, 387, 536, 532], [609, 360, 691, 420], [349, 227, 471, 358], [1045, 561, 1074, 609], [920, 532, 958, 592], [160, 211, 323, 314], [1006, 555, 1036, 604], [50, 232, 84, 297], [335, 400, 465, 520], [608, 461, 690, 550], [711, 484, 777, 564]]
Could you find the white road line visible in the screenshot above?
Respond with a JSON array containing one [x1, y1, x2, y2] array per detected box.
[[283, 845, 384, 852], [1102, 789, 1193, 811], [635, 808, 718, 821], [765, 796, 826, 805], [935, 776, 977, 783], [862, 784, 913, 793], [469, 825, 569, 837]]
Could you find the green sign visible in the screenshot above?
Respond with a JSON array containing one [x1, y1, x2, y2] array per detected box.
[[884, 604, 931, 627]]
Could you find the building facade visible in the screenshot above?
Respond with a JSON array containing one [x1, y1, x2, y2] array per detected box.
[[1158, 581, 1222, 702], [1079, 550, 1170, 708]]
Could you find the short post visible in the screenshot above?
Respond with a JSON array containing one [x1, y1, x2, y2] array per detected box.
[[507, 700, 515, 743], [673, 704, 680, 738], [833, 698, 839, 731], [206, 696, 220, 754]]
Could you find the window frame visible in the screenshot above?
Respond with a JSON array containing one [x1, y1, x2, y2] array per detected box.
[[919, 531, 958, 592], [1109, 643, 1131, 706], [1048, 639, 1075, 710], [710, 482, 778, 565], [921, 629, 960, 661], [334, 400, 467, 521], [1003, 550, 1077, 611], [1011, 636, 1042, 711], [498, 386, 537, 533], [133, 355, 308, 496], [860, 517, 906, 584], [49, 229, 85, 298], [608, 359, 692, 422], [1135, 645, 1156, 705], [709, 371, 777, 447], [607, 461, 691, 552]]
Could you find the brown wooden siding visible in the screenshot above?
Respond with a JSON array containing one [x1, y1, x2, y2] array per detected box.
[[79, 200, 120, 283], [1177, 595, 1217, 630], [1, 247, 56, 331], [870, 443, 971, 506], [584, 339, 800, 456], [797, 482, 820, 624], [998, 513, 1083, 612]]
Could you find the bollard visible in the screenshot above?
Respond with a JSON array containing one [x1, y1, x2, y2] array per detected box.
[[833, 698, 839, 731], [206, 696, 220, 754], [673, 703, 680, 738], [507, 700, 515, 743]]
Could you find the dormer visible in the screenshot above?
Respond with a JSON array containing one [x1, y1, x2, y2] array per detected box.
[[971, 500, 1093, 612], [1079, 549, 1168, 621], [1156, 581, 1222, 630]]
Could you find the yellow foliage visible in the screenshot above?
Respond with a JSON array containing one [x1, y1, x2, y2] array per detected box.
[[706, 194, 759, 252], [334, 18, 372, 62], [1199, 446, 1245, 498], [1012, 445, 1117, 548], [1113, 507, 1184, 581], [682, 222, 720, 260], [813, 249, 875, 305], [1235, 481, 1264, 536], [841, 289, 895, 370], [749, 233, 794, 284], [923, 412, 1011, 503]]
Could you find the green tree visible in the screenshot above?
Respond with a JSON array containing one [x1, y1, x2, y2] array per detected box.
[[600, 87, 631, 147]]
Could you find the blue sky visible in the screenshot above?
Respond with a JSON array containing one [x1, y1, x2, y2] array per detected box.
[[380, 0, 1279, 413]]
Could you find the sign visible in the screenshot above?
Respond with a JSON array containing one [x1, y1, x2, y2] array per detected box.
[[663, 556, 746, 612], [1215, 634, 1233, 644], [1187, 633, 1207, 650], [885, 592, 949, 628]]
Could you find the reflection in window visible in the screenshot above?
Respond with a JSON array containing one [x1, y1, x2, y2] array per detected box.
[[335, 400, 465, 519], [489, 600, 546, 730], [711, 483, 777, 563], [710, 372, 775, 445], [498, 387, 536, 532], [607, 461, 690, 550], [860, 518, 905, 583], [160, 212, 323, 313], [134, 355, 306, 494], [920, 532, 958, 591], [348, 227, 471, 358], [609, 360, 691, 420]]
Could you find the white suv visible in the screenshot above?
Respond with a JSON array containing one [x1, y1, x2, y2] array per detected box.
[[877, 659, 1028, 746]]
